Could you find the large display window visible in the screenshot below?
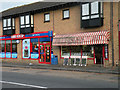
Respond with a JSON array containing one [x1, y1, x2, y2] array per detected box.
[[0, 41, 5, 58], [82, 45, 94, 58], [0, 40, 17, 58], [31, 38, 39, 59], [6, 40, 11, 58], [71, 46, 81, 56], [61, 45, 96, 59], [61, 46, 70, 57], [1, 40, 5, 52], [12, 40, 17, 53]]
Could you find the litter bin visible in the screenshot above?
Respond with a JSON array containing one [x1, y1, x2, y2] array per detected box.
[[51, 55, 58, 65]]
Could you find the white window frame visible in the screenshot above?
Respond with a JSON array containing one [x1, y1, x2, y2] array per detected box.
[[44, 13, 50, 22], [20, 16, 25, 25], [82, 3, 89, 16], [82, 2, 103, 20], [91, 1, 99, 14], [20, 14, 34, 28], [26, 15, 30, 24], [63, 9, 70, 19], [3, 18, 15, 30]]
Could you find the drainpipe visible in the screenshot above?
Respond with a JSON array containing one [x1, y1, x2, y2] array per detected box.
[[53, 10, 54, 33], [110, 2, 114, 66]]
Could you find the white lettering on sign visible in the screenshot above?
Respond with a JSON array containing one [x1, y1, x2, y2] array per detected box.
[[11, 34, 24, 39]]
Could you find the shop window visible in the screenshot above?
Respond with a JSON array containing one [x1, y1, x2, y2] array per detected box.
[[61, 46, 70, 56], [32, 42, 39, 53], [81, 1, 103, 28], [31, 38, 39, 59], [6, 40, 11, 52], [71, 46, 81, 56], [0, 41, 1, 53], [1, 40, 5, 52], [63, 9, 70, 19], [0, 41, 5, 58], [12, 40, 17, 53], [0, 40, 17, 58], [82, 45, 94, 58], [44, 13, 50, 22]]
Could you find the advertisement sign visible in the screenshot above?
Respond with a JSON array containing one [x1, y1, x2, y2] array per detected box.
[[6, 52, 11, 58], [105, 44, 108, 59], [11, 34, 25, 39], [31, 52, 39, 59], [0, 52, 5, 58], [12, 53, 17, 58], [23, 39, 30, 58]]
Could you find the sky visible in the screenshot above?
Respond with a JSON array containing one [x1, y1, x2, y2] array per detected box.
[[0, 0, 43, 12]]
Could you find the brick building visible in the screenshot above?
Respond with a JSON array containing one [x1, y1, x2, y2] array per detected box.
[[0, 2, 119, 67]]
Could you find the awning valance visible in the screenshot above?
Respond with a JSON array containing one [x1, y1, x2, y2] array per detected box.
[[53, 31, 110, 46]]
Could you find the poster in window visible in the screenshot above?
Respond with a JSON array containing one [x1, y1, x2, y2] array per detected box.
[[23, 39, 30, 58], [105, 45, 108, 59]]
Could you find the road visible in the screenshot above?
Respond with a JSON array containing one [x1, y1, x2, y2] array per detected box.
[[0, 66, 118, 88]]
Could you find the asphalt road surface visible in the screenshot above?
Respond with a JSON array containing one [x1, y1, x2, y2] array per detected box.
[[0, 67, 118, 88]]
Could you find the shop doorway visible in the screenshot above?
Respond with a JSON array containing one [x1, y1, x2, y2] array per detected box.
[[39, 43, 51, 63], [119, 31, 120, 61], [95, 45, 103, 64]]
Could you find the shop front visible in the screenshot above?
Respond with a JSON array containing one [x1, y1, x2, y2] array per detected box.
[[0, 31, 53, 64], [53, 31, 110, 66]]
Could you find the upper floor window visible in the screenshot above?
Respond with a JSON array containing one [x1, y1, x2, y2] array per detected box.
[[81, 2, 103, 28], [20, 14, 34, 28], [63, 9, 70, 19], [44, 13, 50, 22], [82, 1, 103, 20], [3, 18, 15, 30]]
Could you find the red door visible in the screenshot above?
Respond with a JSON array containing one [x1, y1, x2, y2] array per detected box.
[[39, 43, 51, 64]]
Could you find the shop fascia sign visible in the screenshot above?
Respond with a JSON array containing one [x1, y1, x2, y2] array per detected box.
[[11, 34, 25, 39]]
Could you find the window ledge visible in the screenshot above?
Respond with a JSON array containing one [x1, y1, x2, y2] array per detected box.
[[62, 17, 70, 20], [44, 20, 50, 23]]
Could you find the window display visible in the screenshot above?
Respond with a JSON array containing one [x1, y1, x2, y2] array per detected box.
[[22, 39, 30, 58], [71, 46, 81, 56], [6, 40, 11, 52], [0, 41, 1, 52], [61, 46, 70, 56], [12, 40, 17, 53], [1, 40, 5, 52], [82, 45, 94, 58], [0, 40, 17, 58], [32, 42, 39, 52], [105, 44, 108, 59], [31, 38, 39, 59], [45, 45, 50, 62]]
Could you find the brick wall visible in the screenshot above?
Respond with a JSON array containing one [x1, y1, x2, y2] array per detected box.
[[0, 20, 2, 36]]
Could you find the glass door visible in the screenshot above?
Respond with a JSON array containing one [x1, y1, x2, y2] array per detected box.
[[40, 44, 45, 63], [39, 44, 51, 63], [45, 45, 50, 62]]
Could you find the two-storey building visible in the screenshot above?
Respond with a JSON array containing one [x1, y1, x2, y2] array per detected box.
[[0, 2, 120, 67]]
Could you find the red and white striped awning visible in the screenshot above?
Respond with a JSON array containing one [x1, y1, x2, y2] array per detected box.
[[53, 31, 110, 46]]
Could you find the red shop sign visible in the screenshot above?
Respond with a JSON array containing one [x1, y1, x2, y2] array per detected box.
[[11, 34, 25, 39]]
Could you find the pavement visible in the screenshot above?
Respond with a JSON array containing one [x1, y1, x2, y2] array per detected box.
[[2, 62, 119, 74]]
